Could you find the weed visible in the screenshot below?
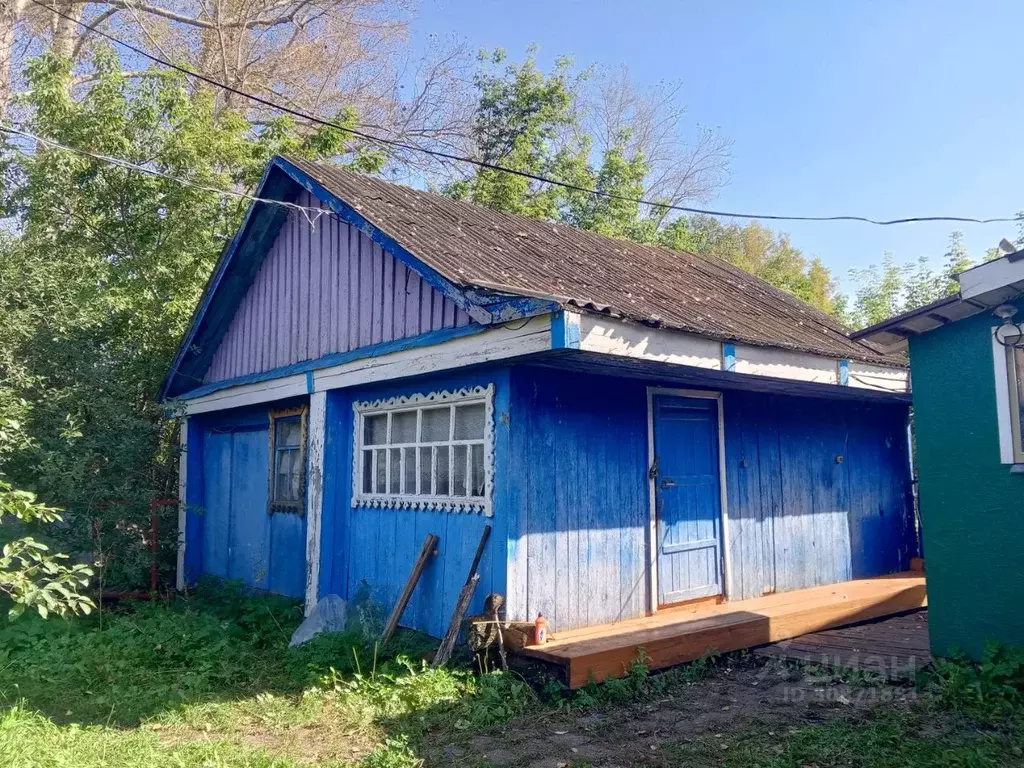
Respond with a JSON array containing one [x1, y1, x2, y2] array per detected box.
[[928, 642, 1024, 718]]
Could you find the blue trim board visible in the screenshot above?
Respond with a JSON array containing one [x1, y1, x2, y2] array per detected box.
[[173, 322, 490, 401], [550, 310, 582, 350], [161, 164, 294, 400], [723, 342, 737, 372], [839, 359, 850, 386]]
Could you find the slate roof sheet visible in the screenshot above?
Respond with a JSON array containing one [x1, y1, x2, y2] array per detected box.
[[289, 158, 901, 366]]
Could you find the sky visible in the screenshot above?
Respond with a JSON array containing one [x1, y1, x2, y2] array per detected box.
[[407, 1, 1024, 293]]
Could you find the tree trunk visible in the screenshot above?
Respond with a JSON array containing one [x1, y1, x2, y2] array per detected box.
[[0, 0, 26, 123], [50, 0, 83, 61]]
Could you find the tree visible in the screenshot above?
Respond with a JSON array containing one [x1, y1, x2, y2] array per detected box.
[[0, 50, 379, 587], [844, 231, 1000, 329], [0, 0, 476, 165], [0, 476, 94, 619], [447, 50, 843, 315]]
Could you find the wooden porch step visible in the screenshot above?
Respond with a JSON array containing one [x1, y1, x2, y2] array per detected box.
[[522, 573, 927, 688]]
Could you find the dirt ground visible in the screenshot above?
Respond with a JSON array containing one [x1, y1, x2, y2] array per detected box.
[[424, 656, 916, 768]]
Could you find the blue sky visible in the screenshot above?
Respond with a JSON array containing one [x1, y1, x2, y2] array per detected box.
[[408, 1, 1024, 293]]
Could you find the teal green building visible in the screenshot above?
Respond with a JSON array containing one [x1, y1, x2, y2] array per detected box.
[[855, 254, 1024, 659]]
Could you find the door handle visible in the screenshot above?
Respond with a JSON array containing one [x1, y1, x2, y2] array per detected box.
[[660, 478, 677, 489], [648, 456, 659, 480]]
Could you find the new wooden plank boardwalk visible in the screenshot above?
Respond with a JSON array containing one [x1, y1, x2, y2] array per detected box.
[[754, 609, 931, 680], [522, 573, 927, 688]]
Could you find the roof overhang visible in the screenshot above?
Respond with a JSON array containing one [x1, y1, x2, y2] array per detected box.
[[850, 251, 1024, 351]]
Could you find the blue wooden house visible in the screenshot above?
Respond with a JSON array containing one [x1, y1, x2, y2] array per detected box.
[[162, 156, 918, 637]]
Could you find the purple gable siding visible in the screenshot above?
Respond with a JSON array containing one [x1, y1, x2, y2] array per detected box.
[[205, 191, 473, 383]]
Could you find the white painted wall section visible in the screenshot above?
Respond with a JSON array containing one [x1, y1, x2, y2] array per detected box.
[[847, 362, 910, 393], [732, 343, 838, 384], [304, 391, 327, 613], [579, 315, 723, 370]]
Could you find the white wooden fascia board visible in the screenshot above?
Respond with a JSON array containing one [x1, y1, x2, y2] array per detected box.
[[182, 374, 308, 415], [181, 315, 552, 414], [176, 418, 187, 591], [314, 314, 552, 391], [304, 391, 326, 614], [992, 330, 1015, 464], [960, 258, 1024, 301]]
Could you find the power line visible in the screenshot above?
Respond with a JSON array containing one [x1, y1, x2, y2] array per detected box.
[[25, 0, 1023, 229], [0, 124, 337, 228]]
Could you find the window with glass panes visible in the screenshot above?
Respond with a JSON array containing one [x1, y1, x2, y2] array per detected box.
[[352, 387, 492, 513], [268, 407, 307, 512]]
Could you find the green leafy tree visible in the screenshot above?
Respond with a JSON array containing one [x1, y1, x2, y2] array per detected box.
[[844, 232, 999, 329], [0, 50, 381, 589], [450, 50, 842, 315], [0, 477, 94, 620]]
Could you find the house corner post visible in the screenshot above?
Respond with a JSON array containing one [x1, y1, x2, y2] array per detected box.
[[305, 390, 327, 615], [176, 417, 188, 591]]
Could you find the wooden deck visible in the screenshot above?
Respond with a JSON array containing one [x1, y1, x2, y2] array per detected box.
[[522, 573, 927, 688], [754, 609, 931, 680]]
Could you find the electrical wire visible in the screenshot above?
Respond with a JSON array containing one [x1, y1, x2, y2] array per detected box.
[[24, 0, 1023, 228], [0, 124, 337, 228]]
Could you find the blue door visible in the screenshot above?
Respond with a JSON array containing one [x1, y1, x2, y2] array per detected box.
[[651, 394, 724, 606]]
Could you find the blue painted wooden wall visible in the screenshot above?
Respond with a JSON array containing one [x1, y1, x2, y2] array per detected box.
[[318, 368, 510, 638], [504, 366, 915, 630], [191, 404, 307, 598], [505, 367, 650, 630], [723, 390, 915, 600]]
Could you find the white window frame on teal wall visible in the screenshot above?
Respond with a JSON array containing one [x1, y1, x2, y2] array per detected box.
[[351, 384, 495, 515], [992, 330, 1024, 464]]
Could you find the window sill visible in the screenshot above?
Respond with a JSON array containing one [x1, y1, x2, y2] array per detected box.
[[1010, 464, 1024, 474]]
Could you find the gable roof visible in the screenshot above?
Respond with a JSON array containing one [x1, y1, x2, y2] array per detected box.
[[284, 157, 900, 367], [162, 156, 902, 400]]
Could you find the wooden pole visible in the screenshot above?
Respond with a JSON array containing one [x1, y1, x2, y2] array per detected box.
[[433, 524, 491, 667], [380, 533, 439, 648]]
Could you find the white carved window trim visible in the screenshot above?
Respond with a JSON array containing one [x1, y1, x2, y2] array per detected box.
[[352, 384, 494, 515]]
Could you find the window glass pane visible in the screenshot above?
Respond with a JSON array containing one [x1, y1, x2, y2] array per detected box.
[[470, 443, 485, 497], [288, 461, 302, 501], [418, 447, 432, 494], [277, 417, 302, 448], [454, 403, 485, 440], [403, 447, 416, 494], [392, 411, 417, 443], [362, 450, 373, 493], [389, 448, 401, 494], [276, 448, 301, 502], [452, 445, 468, 496], [374, 448, 387, 493], [435, 446, 450, 495], [420, 407, 451, 442], [364, 414, 387, 446]]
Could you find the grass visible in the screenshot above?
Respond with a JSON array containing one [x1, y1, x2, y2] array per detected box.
[[1, 586, 1023, 767]]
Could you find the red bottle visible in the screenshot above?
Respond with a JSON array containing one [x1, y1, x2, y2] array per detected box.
[[534, 613, 548, 645]]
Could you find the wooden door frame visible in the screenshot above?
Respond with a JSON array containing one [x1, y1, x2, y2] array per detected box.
[[645, 387, 731, 614]]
